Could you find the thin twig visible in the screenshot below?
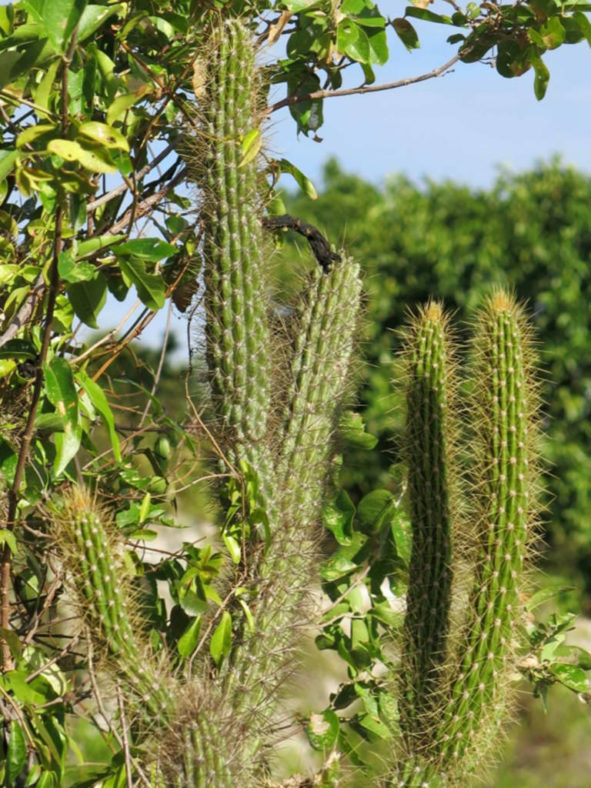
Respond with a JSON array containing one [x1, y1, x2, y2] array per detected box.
[[269, 54, 460, 113], [87, 143, 176, 213], [117, 683, 134, 788]]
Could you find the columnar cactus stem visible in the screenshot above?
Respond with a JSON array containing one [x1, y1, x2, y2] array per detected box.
[[400, 302, 457, 743], [222, 258, 362, 730], [51, 487, 169, 718], [277, 259, 362, 521], [435, 292, 536, 773], [199, 19, 271, 479]]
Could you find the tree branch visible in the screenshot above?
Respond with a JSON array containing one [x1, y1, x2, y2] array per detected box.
[[269, 54, 460, 113], [262, 214, 341, 271]]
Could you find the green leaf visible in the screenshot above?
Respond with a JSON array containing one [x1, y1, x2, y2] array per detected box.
[[177, 616, 201, 658], [283, 0, 323, 10], [67, 272, 107, 328], [106, 88, 148, 125], [2, 670, 46, 705], [532, 54, 550, 100], [113, 238, 177, 261], [7, 719, 27, 786], [43, 356, 80, 476], [223, 533, 241, 564], [338, 20, 370, 63], [16, 123, 56, 148], [78, 121, 130, 151], [76, 371, 121, 462], [339, 410, 378, 449], [278, 158, 318, 199], [77, 3, 126, 44], [35, 773, 57, 788], [32, 57, 60, 111], [574, 11, 591, 45], [526, 585, 570, 611], [391, 510, 412, 565], [321, 553, 357, 581], [239, 128, 262, 168], [357, 489, 396, 535], [23, 0, 87, 51], [306, 710, 340, 751], [0, 38, 47, 89], [210, 610, 232, 667], [58, 251, 96, 283], [117, 256, 166, 310], [405, 6, 452, 24], [323, 490, 355, 546], [393, 18, 420, 51], [550, 663, 589, 692], [76, 234, 125, 259], [63, 764, 112, 788], [47, 139, 116, 173], [0, 528, 17, 554], [0, 150, 18, 182], [540, 16, 566, 49]]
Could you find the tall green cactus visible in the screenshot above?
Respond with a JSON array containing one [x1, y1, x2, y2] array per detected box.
[[392, 291, 539, 787], [198, 19, 271, 480], [399, 302, 458, 744]]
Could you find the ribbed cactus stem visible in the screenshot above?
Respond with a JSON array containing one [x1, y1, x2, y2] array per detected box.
[[400, 302, 456, 740], [436, 292, 535, 768], [52, 487, 170, 718], [222, 258, 362, 751], [200, 19, 271, 473], [277, 258, 362, 520]]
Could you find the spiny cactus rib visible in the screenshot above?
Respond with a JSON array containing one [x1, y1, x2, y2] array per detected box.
[[51, 487, 169, 718], [222, 258, 362, 749], [199, 19, 271, 473], [400, 303, 457, 741]]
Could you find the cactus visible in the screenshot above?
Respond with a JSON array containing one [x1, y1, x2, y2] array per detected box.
[[51, 487, 170, 720], [52, 17, 362, 788], [399, 302, 458, 743], [392, 291, 539, 786], [198, 18, 271, 482], [47, 16, 542, 788]]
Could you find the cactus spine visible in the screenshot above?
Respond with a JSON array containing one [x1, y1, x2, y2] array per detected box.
[[393, 292, 538, 787]]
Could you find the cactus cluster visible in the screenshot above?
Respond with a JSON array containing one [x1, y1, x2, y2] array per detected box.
[[51, 17, 362, 788], [392, 292, 539, 787], [47, 17, 541, 788]]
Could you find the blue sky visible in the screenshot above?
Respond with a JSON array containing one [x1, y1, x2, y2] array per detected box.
[[273, 19, 591, 189]]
